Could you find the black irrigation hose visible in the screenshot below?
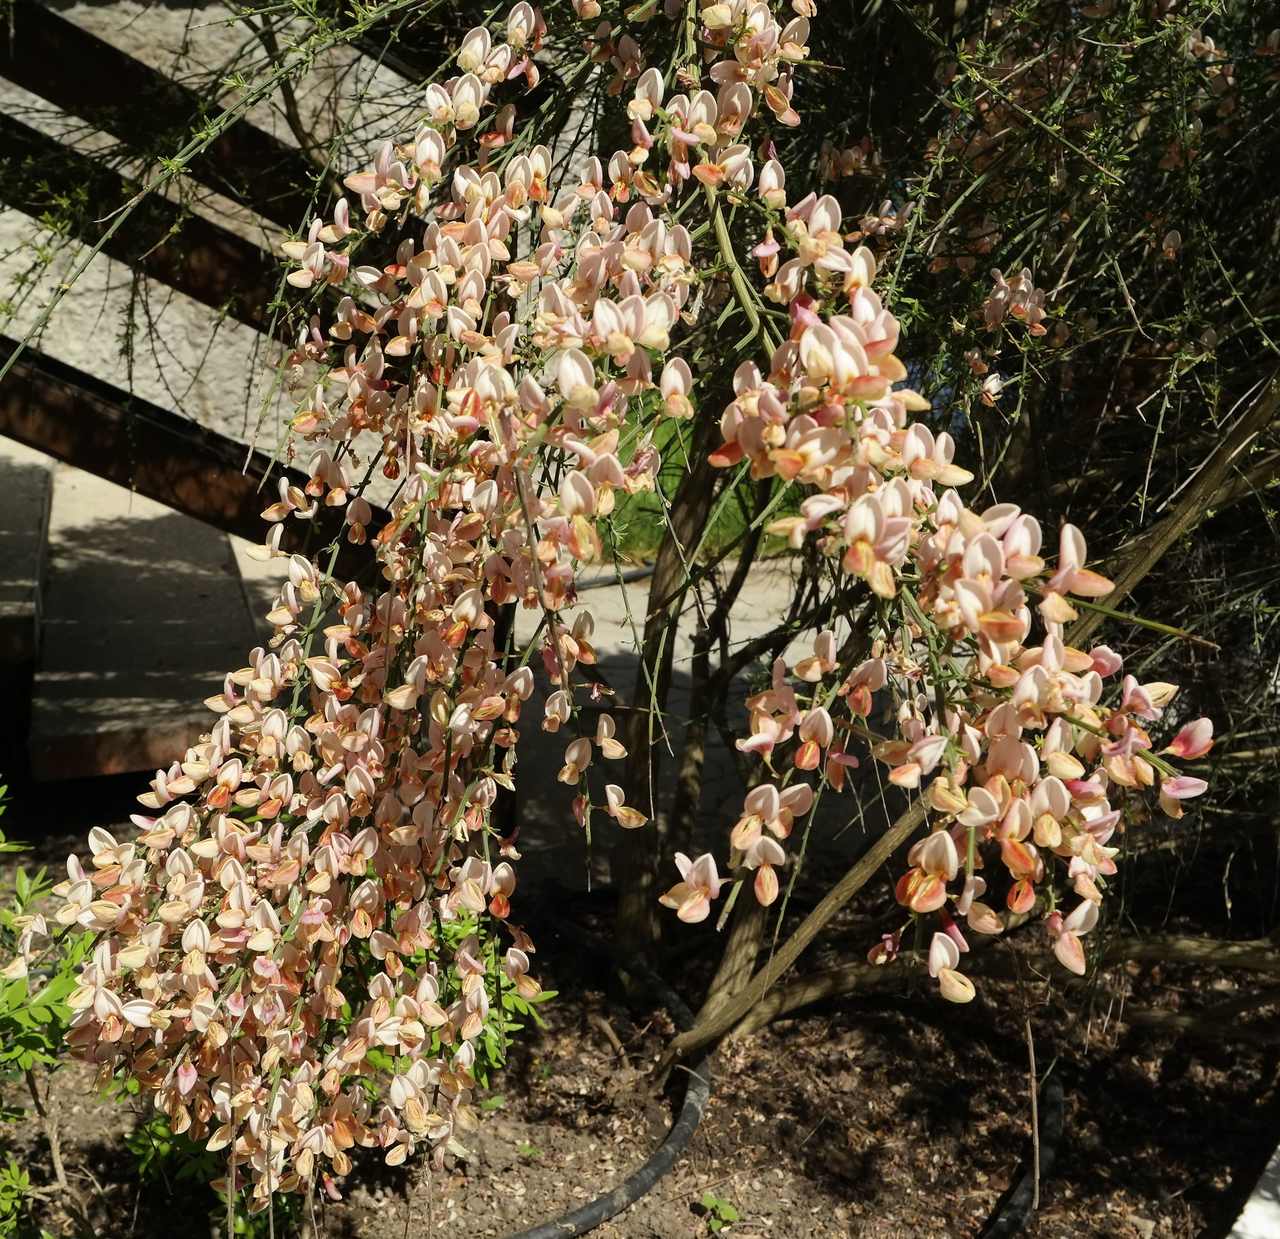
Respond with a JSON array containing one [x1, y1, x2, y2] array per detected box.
[[505, 964, 713, 1239], [979, 1073, 1066, 1237], [576, 565, 655, 591], [501, 920, 1061, 1239]]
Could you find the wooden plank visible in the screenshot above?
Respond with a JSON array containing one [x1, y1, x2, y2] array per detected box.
[[352, 9, 451, 85], [1, 0, 321, 229], [0, 334, 381, 575], [0, 112, 285, 334]]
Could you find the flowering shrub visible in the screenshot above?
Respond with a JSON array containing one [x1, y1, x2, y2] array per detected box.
[[9, 0, 1218, 1216]]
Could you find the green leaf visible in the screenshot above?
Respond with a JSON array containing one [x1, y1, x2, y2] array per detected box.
[[365, 1048, 395, 1072]]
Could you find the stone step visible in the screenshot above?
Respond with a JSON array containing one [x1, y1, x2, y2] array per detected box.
[[27, 461, 282, 781], [0, 437, 54, 665], [1231, 1140, 1280, 1237]]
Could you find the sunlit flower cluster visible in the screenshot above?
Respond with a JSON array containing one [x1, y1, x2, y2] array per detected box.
[[656, 62, 1211, 998], [982, 266, 1048, 335], [20, 1, 675, 1204], [16, 0, 1214, 1210]]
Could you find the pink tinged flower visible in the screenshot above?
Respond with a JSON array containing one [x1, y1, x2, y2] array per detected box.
[[956, 873, 986, 917], [660, 357, 694, 418], [789, 293, 823, 332], [763, 78, 801, 127], [1158, 774, 1209, 819], [751, 230, 781, 261], [559, 470, 596, 517], [659, 852, 724, 922], [754, 863, 779, 906], [605, 784, 647, 828], [926, 933, 977, 1001], [557, 347, 597, 407], [745, 837, 786, 906], [507, 1, 537, 48], [779, 783, 813, 824], [917, 829, 960, 881], [543, 690, 571, 731], [176, 1062, 198, 1096], [897, 830, 957, 913], [758, 158, 786, 208], [794, 629, 837, 682], [1046, 524, 1114, 599], [966, 901, 1004, 935], [1049, 899, 1099, 975], [1162, 767, 1208, 798], [628, 66, 664, 122], [737, 714, 785, 759], [595, 713, 627, 759], [845, 657, 885, 717], [825, 738, 860, 791], [744, 835, 786, 872], [902, 424, 973, 487], [1089, 645, 1124, 677], [794, 707, 833, 770], [558, 737, 593, 783], [910, 733, 950, 777], [317, 196, 351, 244], [458, 24, 494, 74], [693, 144, 754, 191], [1118, 673, 1161, 721], [744, 783, 782, 825], [1007, 878, 1037, 915], [928, 931, 960, 978], [958, 785, 1000, 829], [939, 909, 969, 954], [1163, 717, 1213, 760]]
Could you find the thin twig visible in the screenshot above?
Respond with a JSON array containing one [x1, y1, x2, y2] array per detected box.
[[1025, 1019, 1040, 1213], [590, 1013, 630, 1063], [24, 1068, 98, 1237]]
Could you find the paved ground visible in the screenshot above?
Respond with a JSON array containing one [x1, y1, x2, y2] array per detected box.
[[0, 437, 52, 664], [1231, 1143, 1280, 1238], [26, 452, 282, 779]]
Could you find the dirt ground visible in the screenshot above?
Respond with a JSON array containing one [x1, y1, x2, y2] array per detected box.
[[4, 784, 1279, 1239]]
